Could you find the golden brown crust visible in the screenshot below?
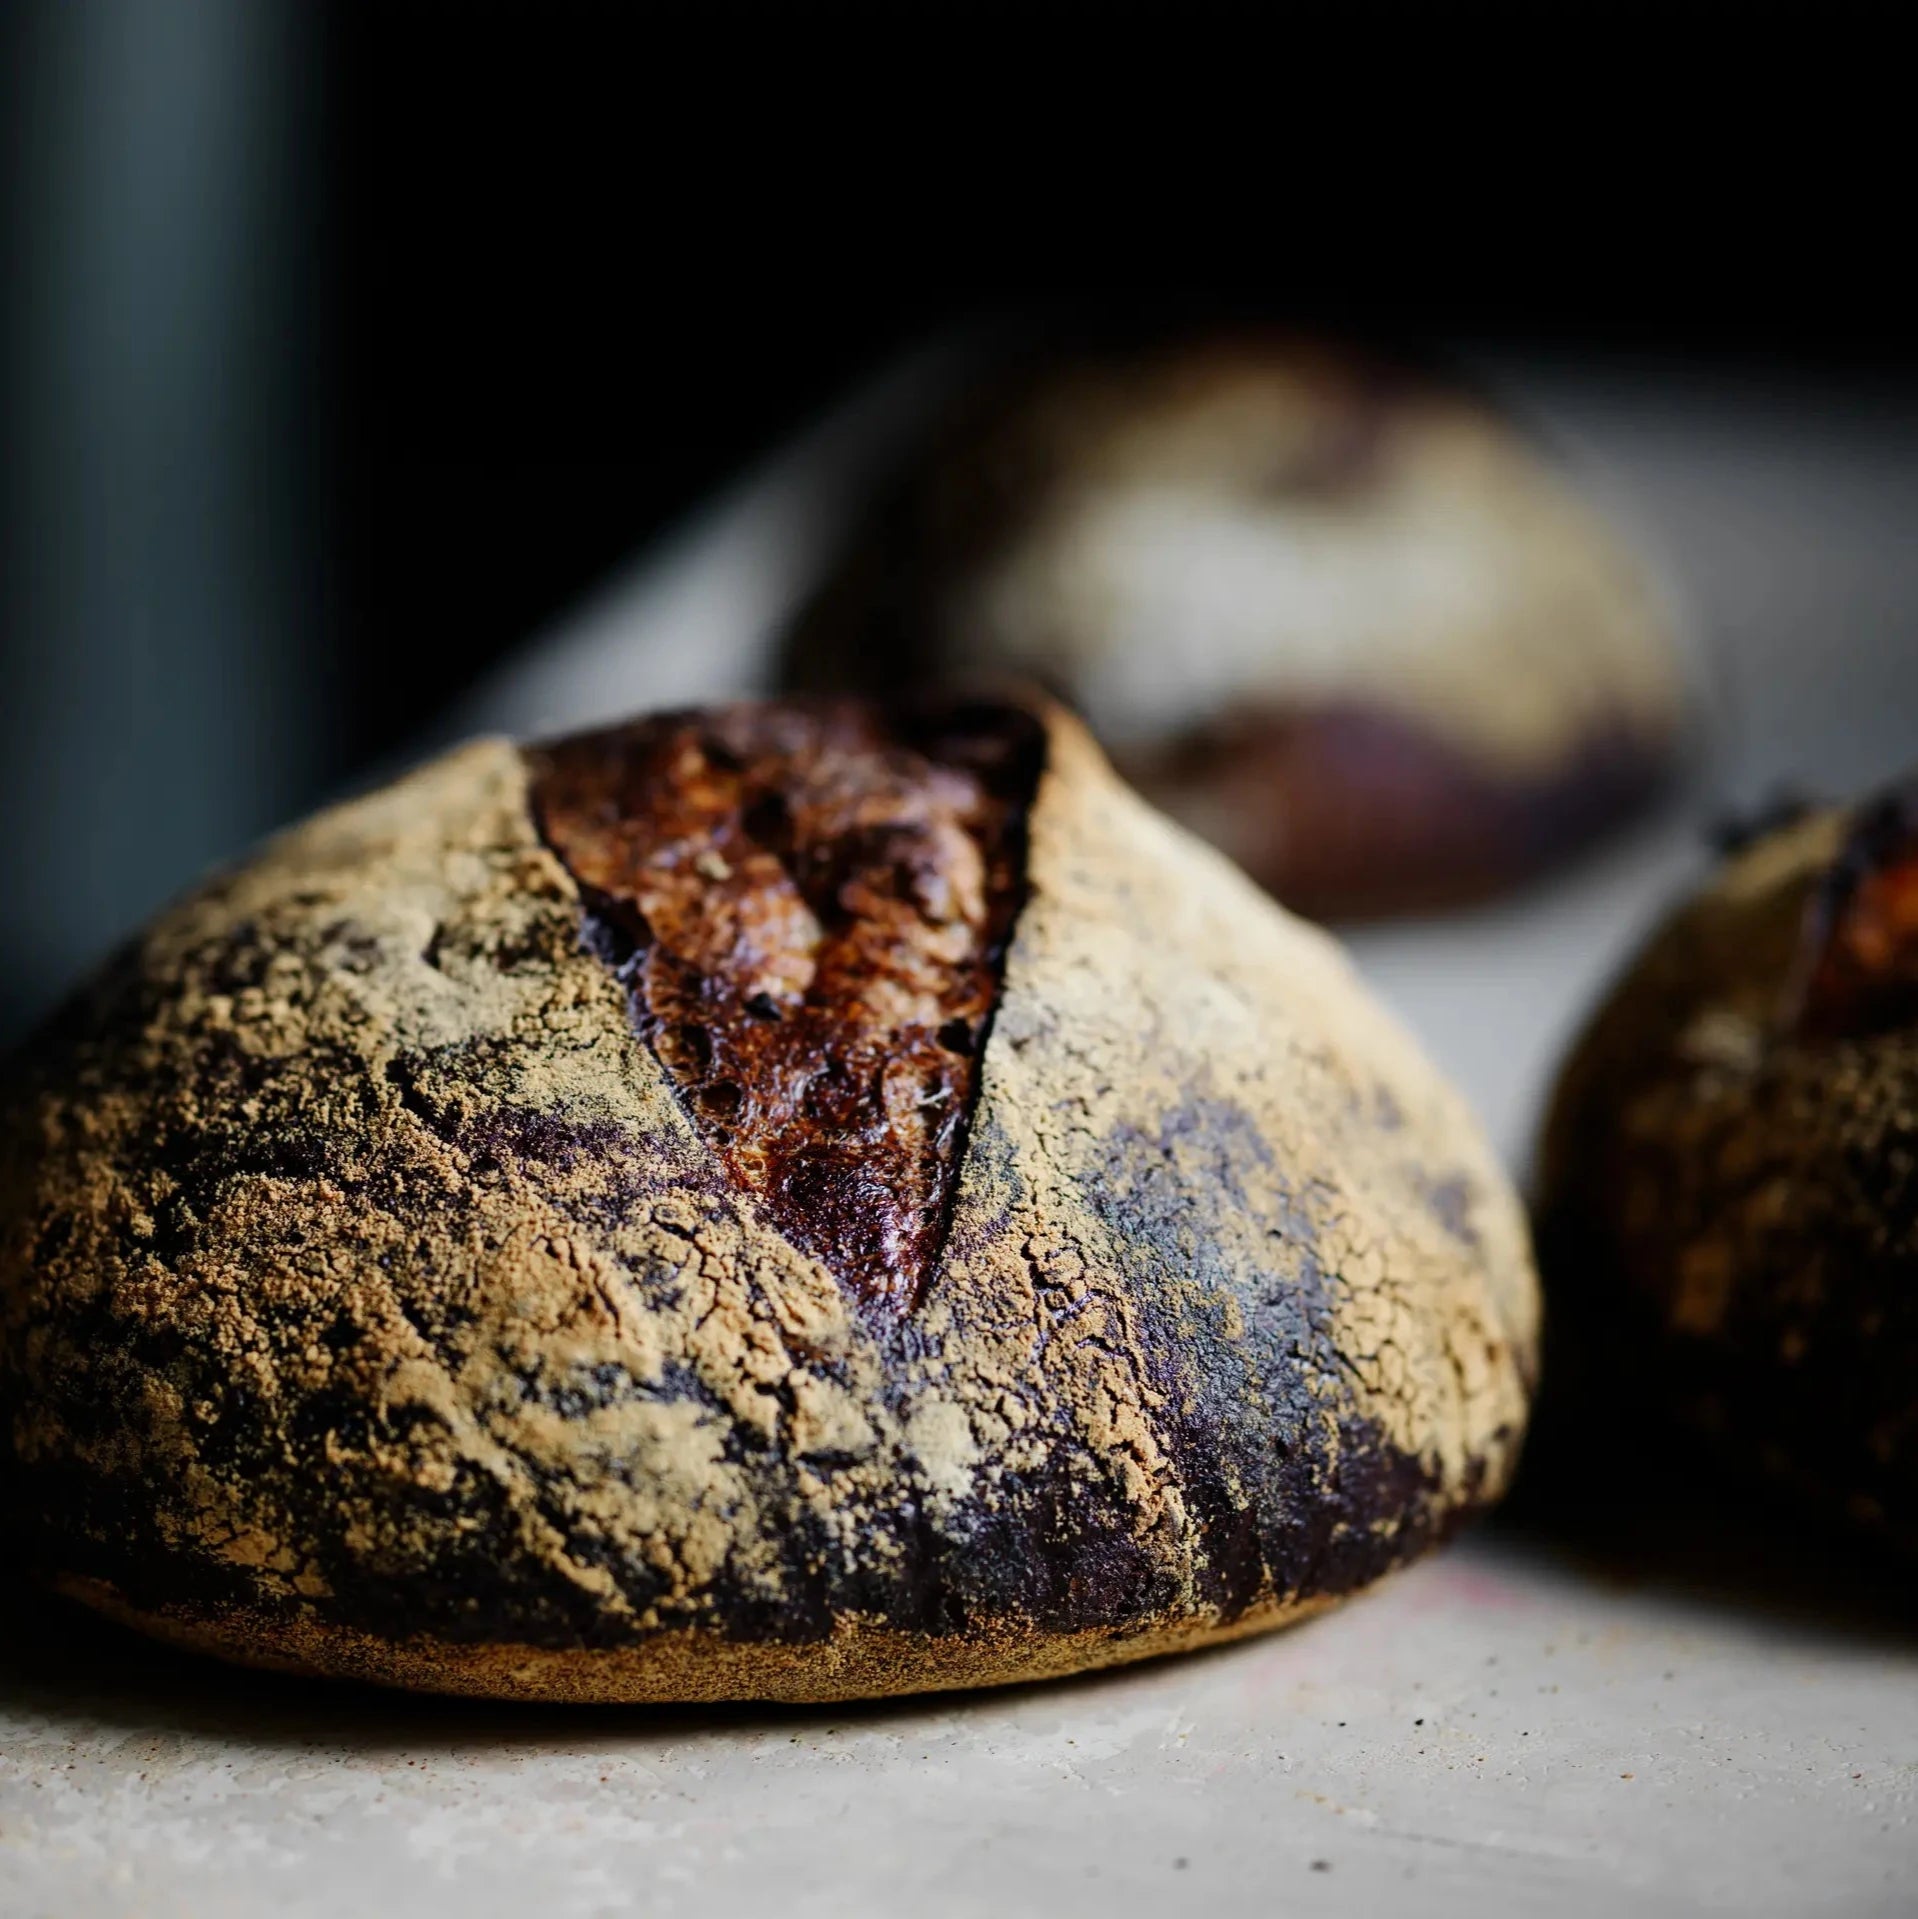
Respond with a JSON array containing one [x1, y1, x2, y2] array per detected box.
[[2, 702, 1537, 1700], [1539, 783, 1918, 1553]]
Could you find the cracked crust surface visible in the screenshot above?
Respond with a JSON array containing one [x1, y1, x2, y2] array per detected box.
[[784, 335, 1687, 920], [1540, 780, 1918, 1553], [1, 702, 1538, 1701]]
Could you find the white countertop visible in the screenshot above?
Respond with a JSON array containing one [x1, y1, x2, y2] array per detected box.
[[5, 348, 1916, 1918]]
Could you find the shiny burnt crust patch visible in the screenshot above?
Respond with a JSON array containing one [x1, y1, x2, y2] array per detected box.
[[1791, 774, 1918, 1042], [527, 699, 1043, 1316]]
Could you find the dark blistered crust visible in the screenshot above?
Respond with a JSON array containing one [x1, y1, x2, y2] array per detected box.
[[1122, 705, 1672, 923], [526, 700, 1042, 1315], [0, 711, 1536, 1699], [1539, 780, 1918, 1554]]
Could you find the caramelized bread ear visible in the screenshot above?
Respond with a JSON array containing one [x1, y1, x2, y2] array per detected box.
[[1, 698, 1538, 1703], [527, 701, 1043, 1317], [1787, 776, 1918, 1043]]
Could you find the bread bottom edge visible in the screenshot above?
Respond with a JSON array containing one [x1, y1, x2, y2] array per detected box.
[[54, 1573, 1343, 1705]]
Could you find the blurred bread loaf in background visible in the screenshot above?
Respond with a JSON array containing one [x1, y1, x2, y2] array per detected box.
[[784, 331, 1692, 921]]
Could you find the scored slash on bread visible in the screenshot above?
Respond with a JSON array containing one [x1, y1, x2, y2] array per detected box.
[[525, 701, 1041, 1318]]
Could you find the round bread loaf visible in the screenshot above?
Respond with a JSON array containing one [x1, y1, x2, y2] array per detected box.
[[1539, 775, 1918, 1553], [0, 698, 1538, 1701], [785, 335, 1688, 920]]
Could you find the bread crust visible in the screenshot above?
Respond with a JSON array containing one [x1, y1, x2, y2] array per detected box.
[[57, 1573, 1340, 1704], [1539, 790, 1918, 1552], [1, 704, 1537, 1700]]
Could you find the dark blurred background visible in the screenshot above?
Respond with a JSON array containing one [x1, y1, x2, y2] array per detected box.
[[2, 1, 1909, 1045]]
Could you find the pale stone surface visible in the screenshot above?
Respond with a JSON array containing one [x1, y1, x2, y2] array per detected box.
[[2, 1526, 1912, 1919]]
